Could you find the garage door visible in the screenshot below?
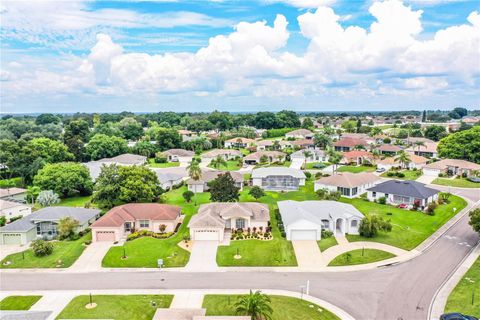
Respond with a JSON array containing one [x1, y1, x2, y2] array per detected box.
[[95, 231, 115, 242], [194, 229, 219, 241], [290, 230, 317, 241], [2, 233, 22, 245]]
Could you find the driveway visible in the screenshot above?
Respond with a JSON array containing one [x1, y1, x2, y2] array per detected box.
[[69, 242, 113, 272], [292, 240, 324, 268], [416, 174, 436, 184], [0, 244, 27, 260], [290, 159, 304, 170], [185, 241, 219, 271]]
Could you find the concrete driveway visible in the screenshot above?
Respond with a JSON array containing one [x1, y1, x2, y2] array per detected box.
[[417, 175, 436, 184], [185, 241, 219, 271], [0, 244, 27, 260], [292, 240, 324, 268], [69, 242, 113, 272]]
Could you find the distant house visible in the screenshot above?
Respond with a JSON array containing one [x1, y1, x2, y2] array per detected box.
[[187, 170, 243, 193], [243, 151, 286, 165], [285, 129, 313, 140], [290, 139, 316, 149], [0, 187, 27, 203], [334, 138, 369, 152], [367, 180, 439, 208], [278, 200, 364, 240], [341, 133, 376, 144], [376, 144, 403, 156], [341, 150, 375, 165], [224, 137, 255, 149], [290, 149, 329, 163], [0, 200, 32, 222], [162, 149, 195, 163], [178, 129, 197, 142], [188, 202, 269, 241], [155, 172, 184, 191], [91, 203, 182, 242], [84, 153, 147, 181], [314, 172, 380, 198], [423, 159, 480, 177], [375, 157, 398, 172], [406, 141, 439, 158], [251, 167, 306, 191], [201, 149, 243, 164], [0, 207, 99, 245]]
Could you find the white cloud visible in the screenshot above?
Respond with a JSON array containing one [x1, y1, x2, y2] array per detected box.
[[265, 0, 336, 8]]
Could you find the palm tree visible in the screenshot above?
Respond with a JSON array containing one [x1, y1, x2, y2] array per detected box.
[[26, 186, 41, 206], [327, 149, 342, 174], [302, 150, 312, 169], [395, 150, 411, 169], [272, 140, 280, 151], [187, 160, 202, 205], [414, 141, 425, 154], [211, 155, 227, 169], [235, 290, 273, 320]]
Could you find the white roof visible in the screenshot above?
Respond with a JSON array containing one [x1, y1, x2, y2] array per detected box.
[[251, 167, 306, 179], [278, 200, 364, 227]]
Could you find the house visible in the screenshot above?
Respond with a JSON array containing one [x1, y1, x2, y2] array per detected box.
[[406, 141, 439, 158], [188, 202, 269, 241], [341, 150, 375, 165], [278, 200, 364, 240], [423, 159, 480, 177], [243, 151, 286, 165], [0, 200, 32, 222], [376, 144, 403, 156], [341, 133, 375, 144], [178, 129, 197, 142], [224, 137, 255, 148], [201, 149, 243, 165], [314, 172, 380, 198], [367, 180, 439, 208], [251, 167, 306, 191], [156, 172, 184, 191], [285, 129, 313, 140], [290, 149, 329, 163], [91, 203, 182, 242], [84, 153, 147, 180], [162, 149, 195, 163], [334, 138, 369, 152], [0, 187, 27, 202], [187, 170, 243, 193], [406, 153, 428, 170], [291, 139, 315, 149], [0, 207, 99, 245], [375, 157, 398, 172]]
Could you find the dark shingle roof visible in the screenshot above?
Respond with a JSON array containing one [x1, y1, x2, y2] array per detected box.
[[367, 180, 439, 199]]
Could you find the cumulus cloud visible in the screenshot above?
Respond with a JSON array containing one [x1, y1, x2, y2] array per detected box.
[[265, 0, 337, 8]]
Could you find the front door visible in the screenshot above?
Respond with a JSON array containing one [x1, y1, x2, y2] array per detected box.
[[124, 222, 132, 232]]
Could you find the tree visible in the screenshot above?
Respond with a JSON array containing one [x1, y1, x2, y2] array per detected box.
[[301, 117, 314, 129], [118, 117, 144, 140], [328, 150, 342, 174], [26, 186, 41, 205], [209, 172, 240, 202], [449, 107, 468, 119], [341, 120, 356, 133], [118, 166, 162, 203], [64, 119, 90, 160], [421, 110, 427, 122], [33, 163, 93, 198], [187, 160, 202, 205], [91, 122, 123, 137], [28, 138, 74, 163], [85, 134, 128, 160], [35, 113, 60, 125], [210, 155, 227, 169], [91, 164, 122, 208], [424, 125, 448, 141], [0, 216, 5, 227], [438, 126, 480, 163], [235, 290, 273, 320], [182, 190, 194, 203], [249, 186, 265, 201], [276, 110, 301, 128], [159, 224, 167, 234], [359, 215, 392, 238], [302, 150, 312, 168], [313, 133, 331, 149], [57, 217, 80, 240], [147, 127, 181, 151], [469, 208, 480, 235], [31, 240, 54, 256], [254, 112, 277, 129], [369, 127, 382, 137], [395, 150, 411, 169], [131, 140, 157, 158], [37, 190, 60, 207]]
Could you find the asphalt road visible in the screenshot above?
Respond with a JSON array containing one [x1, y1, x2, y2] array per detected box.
[[1, 187, 479, 320]]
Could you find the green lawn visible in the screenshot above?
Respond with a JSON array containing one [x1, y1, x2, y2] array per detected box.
[[337, 165, 375, 173], [432, 177, 480, 188], [318, 237, 338, 252], [56, 295, 173, 320], [147, 158, 180, 168], [0, 296, 42, 310], [343, 195, 467, 250], [203, 295, 340, 320], [102, 186, 211, 268], [445, 256, 480, 316], [327, 249, 395, 266], [381, 170, 423, 180], [208, 160, 242, 171], [1, 233, 91, 268], [254, 162, 291, 169]]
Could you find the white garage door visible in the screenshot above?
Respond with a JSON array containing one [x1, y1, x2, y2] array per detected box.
[[290, 230, 317, 241], [423, 168, 440, 177], [194, 229, 219, 241], [95, 231, 115, 242], [2, 233, 22, 245]]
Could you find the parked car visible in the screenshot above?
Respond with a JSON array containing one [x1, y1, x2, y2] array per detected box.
[[440, 313, 478, 320], [376, 167, 386, 173]]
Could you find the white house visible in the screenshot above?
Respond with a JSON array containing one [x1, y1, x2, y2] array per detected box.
[[0, 200, 32, 222], [201, 149, 243, 165], [367, 180, 439, 209], [278, 200, 364, 240], [162, 149, 195, 163], [314, 172, 380, 198], [156, 172, 184, 191], [290, 149, 329, 163], [251, 167, 306, 191], [224, 137, 255, 149], [243, 151, 286, 165], [285, 129, 313, 140]]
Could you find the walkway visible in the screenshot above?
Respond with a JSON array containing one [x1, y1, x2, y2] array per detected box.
[[289, 158, 303, 170], [69, 242, 113, 272], [417, 174, 436, 184], [185, 241, 219, 272], [292, 241, 324, 268]]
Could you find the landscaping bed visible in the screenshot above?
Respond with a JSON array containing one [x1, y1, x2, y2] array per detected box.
[[0, 296, 42, 310], [56, 295, 173, 320], [445, 256, 480, 316], [432, 177, 480, 188], [1, 233, 92, 268], [202, 294, 340, 320], [327, 249, 395, 266]]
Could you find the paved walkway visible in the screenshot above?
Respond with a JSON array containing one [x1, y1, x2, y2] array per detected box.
[[185, 241, 219, 271], [69, 242, 112, 272], [292, 241, 324, 268], [417, 175, 437, 184], [0, 244, 26, 260], [170, 291, 204, 308]]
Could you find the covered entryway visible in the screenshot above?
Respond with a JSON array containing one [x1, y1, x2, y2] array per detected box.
[[192, 229, 221, 241], [2, 233, 22, 245], [95, 231, 115, 242], [336, 218, 345, 236], [290, 229, 317, 241]]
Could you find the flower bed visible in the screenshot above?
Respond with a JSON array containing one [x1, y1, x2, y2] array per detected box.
[[230, 227, 272, 241], [127, 230, 174, 241]]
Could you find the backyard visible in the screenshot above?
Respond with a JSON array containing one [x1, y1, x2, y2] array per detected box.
[[202, 294, 340, 320], [1, 233, 91, 268], [432, 177, 480, 188], [327, 249, 395, 266], [55, 295, 173, 320], [445, 256, 480, 316], [147, 158, 180, 168], [337, 165, 375, 173], [342, 195, 467, 250], [0, 296, 42, 310]]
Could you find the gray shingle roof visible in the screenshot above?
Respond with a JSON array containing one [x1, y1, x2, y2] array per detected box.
[[367, 180, 439, 199], [251, 167, 306, 179]]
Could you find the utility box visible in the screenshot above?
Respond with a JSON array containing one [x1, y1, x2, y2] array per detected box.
[[157, 259, 164, 269]]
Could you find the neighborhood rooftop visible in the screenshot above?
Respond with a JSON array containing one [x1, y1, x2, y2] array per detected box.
[[368, 180, 439, 199], [251, 167, 306, 179], [315, 172, 380, 188]]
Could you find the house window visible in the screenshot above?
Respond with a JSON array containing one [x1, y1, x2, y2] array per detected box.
[[124, 222, 132, 232], [321, 220, 330, 229], [351, 220, 358, 227], [236, 218, 245, 229], [372, 192, 377, 198], [352, 187, 358, 196], [337, 187, 351, 196], [139, 220, 150, 228]]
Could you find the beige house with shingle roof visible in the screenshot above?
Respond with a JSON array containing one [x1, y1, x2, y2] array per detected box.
[[201, 149, 243, 164], [423, 159, 480, 177], [162, 149, 195, 162], [314, 172, 381, 198], [285, 128, 313, 139], [187, 170, 243, 193], [188, 202, 269, 241], [224, 137, 256, 148], [243, 151, 286, 165]]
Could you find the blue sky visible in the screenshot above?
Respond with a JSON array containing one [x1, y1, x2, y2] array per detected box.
[[1, 0, 479, 113]]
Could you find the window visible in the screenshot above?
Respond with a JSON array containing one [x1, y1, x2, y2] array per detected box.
[[139, 220, 149, 228], [337, 187, 351, 196], [372, 192, 377, 198], [352, 187, 358, 196], [351, 220, 358, 227], [321, 220, 330, 229], [235, 218, 245, 229]]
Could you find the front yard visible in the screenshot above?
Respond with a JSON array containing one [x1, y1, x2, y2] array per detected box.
[[445, 256, 480, 316], [208, 160, 242, 171], [1, 233, 91, 268], [202, 294, 340, 320], [337, 165, 375, 173], [381, 169, 422, 180], [343, 195, 467, 250], [432, 177, 480, 188], [327, 249, 395, 266], [318, 237, 338, 252], [56, 295, 173, 320], [0, 296, 42, 310]]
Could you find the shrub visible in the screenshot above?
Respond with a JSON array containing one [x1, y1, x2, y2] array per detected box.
[[397, 172, 405, 178], [304, 171, 312, 179], [280, 231, 286, 238], [387, 172, 395, 177], [0, 216, 5, 227], [313, 163, 326, 169], [31, 240, 54, 257], [378, 197, 387, 205], [154, 153, 168, 163], [84, 240, 92, 245], [438, 173, 445, 178], [359, 215, 392, 238], [182, 190, 194, 203], [321, 229, 333, 238], [426, 202, 437, 215], [57, 217, 80, 240], [127, 230, 174, 241]]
